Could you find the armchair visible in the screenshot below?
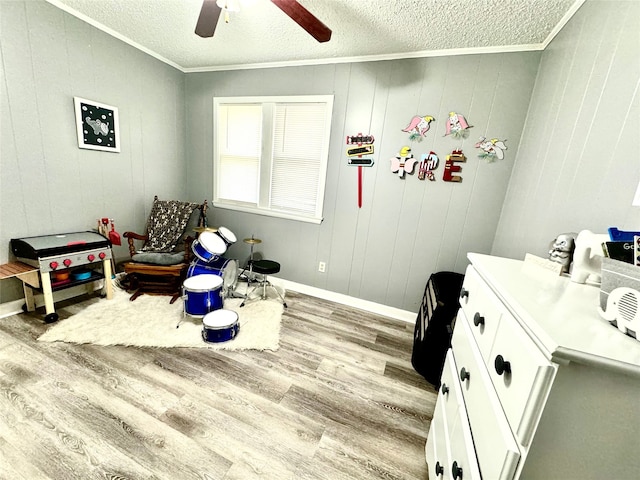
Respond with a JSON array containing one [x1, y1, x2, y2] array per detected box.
[[122, 196, 207, 303]]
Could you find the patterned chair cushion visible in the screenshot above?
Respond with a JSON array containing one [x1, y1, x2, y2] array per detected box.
[[142, 198, 199, 253]]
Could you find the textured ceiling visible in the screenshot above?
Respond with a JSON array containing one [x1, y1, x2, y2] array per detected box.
[[46, 0, 584, 72]]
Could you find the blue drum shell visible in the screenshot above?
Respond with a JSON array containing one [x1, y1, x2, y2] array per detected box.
[[202, 320, 239, 343], [201, 309, 239, 343]]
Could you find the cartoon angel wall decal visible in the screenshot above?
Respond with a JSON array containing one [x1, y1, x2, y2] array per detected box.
[[475, 136, 507, 161], [402, 115, 435, 141], [444, 112, 472, 139]]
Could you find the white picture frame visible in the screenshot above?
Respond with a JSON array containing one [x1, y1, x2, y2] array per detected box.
[[73, 97, 120, 153]]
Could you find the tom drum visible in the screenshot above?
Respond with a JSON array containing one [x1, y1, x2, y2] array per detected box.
[[215, 226, 237, 248], [202, 309, 240, 343], [182, 274, 223, 317], [192, 231, 227, 262]]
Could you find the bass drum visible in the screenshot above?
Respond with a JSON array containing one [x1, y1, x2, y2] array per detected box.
[[187, 257, 238, 293]]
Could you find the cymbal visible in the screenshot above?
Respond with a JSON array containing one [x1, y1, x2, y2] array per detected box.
[[243, 237, 262, 244], [194, 226, 218, 233]]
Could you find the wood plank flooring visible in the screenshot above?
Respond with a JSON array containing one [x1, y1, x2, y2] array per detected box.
[[0, 289, 436, 480]]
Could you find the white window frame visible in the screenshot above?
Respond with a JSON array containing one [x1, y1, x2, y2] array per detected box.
[[213, 95, 334, 224]]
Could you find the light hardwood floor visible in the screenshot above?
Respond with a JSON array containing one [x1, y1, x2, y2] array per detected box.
[[0, 289, 436, 480]]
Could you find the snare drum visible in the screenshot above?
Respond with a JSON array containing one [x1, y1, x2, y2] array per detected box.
[[182, 274, 223, 317], [215, 226, 237, 248], [202, 309, 239, 343], [187, 257, 238, 292], [192, 231, 227, 262]]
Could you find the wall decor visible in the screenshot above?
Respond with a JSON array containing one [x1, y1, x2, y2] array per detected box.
[[346, 133, 375, 208], [475, 136, 507, 161], [444, 111, 472, 139], [346, 134, 375, 144], [346, 144, 374, 156], [418, 152, 439, 181], [442, 149, 466, 182], [73, 97, 120, 152], [390, 146, 418, 178], [402, 115, 435, 142]]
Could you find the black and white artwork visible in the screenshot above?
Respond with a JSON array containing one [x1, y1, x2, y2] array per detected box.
[[74, 97, 120, 152]]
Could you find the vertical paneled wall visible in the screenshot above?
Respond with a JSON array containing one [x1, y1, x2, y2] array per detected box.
[[0, 0, 186, 302], [185, 52, 540, 311], [493, 0, 640, 259]]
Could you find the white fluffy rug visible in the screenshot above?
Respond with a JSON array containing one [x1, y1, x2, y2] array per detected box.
[[38, 283, 284, 351]]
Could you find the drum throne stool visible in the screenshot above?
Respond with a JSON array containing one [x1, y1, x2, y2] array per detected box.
[[240, 259, 287, 308], [122, 196, 207, 303]]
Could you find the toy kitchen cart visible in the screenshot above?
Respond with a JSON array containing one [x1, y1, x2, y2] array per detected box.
[[3, 232, 113, 323]]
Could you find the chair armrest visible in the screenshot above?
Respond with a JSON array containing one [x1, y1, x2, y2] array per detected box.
[[123, 231, 148, 257]]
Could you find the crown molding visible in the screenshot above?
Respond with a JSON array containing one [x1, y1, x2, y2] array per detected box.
[[45, 0, 561, 75]]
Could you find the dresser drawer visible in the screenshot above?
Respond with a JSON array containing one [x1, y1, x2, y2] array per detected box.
[[427, 350, 460, 479], [487, 312, 556, 446], [451, 317, 520, 479], [439, 350, 462, 427], [426, 401, 451, 479], [448, 398, 481, 480], [428, 350, 480, 480], [459, 266, 502, 359]]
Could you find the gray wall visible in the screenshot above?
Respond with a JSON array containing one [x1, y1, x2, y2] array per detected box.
[[0, 0, 187, 302], [10, 1, 633, 313], [493, 0, 640, 259], [185, 53, 540, 311]]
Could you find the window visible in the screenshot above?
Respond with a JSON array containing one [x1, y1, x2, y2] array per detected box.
[[213, 95, 334, 224]]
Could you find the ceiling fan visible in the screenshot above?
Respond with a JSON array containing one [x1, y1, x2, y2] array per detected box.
[[195, 0, 332, 42]]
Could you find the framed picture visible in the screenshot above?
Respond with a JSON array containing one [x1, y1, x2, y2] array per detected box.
[[73, 97, 120, 152]]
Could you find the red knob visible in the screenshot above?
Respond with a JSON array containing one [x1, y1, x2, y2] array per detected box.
[[87, 254, 95, 262], [49, 261, 59, 270], [99, 252, 106, 260], [63, 259, 72, 267]]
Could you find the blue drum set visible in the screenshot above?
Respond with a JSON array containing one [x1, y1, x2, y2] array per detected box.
[[182, 226, 240, 343]]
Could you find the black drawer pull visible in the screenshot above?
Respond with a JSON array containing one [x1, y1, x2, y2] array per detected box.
[[452, 460, 463, 479], [460, 288, 469, 301], [473, 312, 485, 327], [441, 383, 449, 395], [494, 355, 511, 375], [459, 367, 470, 382], [435, 461, 444, 476]]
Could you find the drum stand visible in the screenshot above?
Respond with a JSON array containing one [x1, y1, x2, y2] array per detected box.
[[225, 283, 246, 300], [238, 236, 262, 284]]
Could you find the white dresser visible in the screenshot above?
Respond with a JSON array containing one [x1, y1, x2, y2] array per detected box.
[[426, 253, 640, 480]]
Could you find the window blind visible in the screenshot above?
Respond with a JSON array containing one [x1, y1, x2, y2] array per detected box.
[[217, 104, 262, 204], [271, 103, 327, 215]]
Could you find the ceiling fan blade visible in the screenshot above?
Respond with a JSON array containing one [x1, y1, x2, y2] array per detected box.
[[195, 0, 222, 38], [270, 0, 332, 43]]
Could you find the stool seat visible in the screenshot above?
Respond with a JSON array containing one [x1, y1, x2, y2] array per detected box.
[[240, 259, 286, 308], [252, 260, 280, 275]]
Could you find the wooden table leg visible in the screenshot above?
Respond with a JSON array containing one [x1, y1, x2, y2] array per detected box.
[[39, 272, 58, 323], [102, 258, 113, 299], [22, 283, 36, 312]]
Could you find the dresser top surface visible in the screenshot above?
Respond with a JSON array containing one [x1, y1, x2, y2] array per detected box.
[[468, 253, 640, 374]]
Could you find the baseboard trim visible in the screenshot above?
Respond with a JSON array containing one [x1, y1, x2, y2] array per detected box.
[[270, 277, 417, 324], [0, 299, 25, 319], [1, 277, 417, 324]]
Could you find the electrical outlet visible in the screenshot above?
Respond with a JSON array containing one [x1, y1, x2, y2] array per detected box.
[[318, 261, 326, 273]]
